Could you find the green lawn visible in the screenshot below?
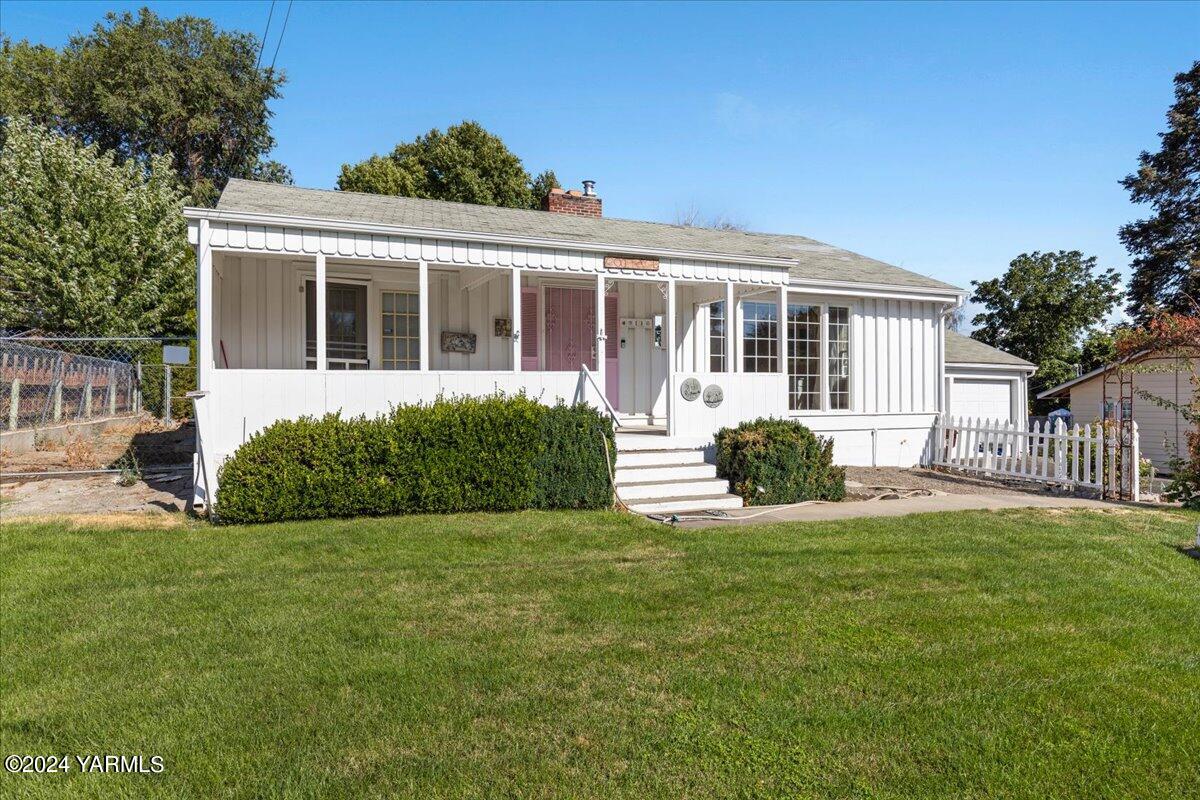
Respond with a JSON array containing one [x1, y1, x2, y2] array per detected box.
[[1, 508, 1197, 799]]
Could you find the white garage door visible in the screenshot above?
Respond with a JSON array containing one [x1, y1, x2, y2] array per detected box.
[[950, 379, 1013, 423]]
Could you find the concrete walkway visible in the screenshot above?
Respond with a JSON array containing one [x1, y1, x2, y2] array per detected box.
[[662, 492, 1123, 527]]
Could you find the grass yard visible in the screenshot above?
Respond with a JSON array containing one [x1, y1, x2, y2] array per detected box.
[[1, 508, 1197, 799]]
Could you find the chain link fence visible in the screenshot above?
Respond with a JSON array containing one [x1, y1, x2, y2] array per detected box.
[[0, 335, 196, 478]]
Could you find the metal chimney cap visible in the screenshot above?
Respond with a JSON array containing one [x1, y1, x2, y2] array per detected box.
[[581, 180, 596, 197]]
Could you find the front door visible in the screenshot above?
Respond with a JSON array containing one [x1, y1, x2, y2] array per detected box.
[[544, 287, 596, 371]]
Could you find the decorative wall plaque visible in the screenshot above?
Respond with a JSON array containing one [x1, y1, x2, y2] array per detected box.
[[494, 318, 512, 337], [702, 384, 724, 408], [440, 331, 477, 354], [680, 377, 701, 401], [605, 255, 660, 271]]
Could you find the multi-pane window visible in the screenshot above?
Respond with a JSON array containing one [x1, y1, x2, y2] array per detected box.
[[827, 306, 850, 410], [709, 300, 726, 372], [787, 304, 820, 410], [381, 291, 420, 370], [741, 301, 778, 373]]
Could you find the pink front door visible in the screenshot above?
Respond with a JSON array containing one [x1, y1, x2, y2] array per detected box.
[[542, 287, 620, 408], [544, 287, 596, 371]]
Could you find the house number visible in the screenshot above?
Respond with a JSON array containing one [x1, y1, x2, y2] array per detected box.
[[680, 377, 701, 401], [702, 385, 724, 408]]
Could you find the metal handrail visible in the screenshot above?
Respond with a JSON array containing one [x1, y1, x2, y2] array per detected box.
[[578, 364, 619, 424]]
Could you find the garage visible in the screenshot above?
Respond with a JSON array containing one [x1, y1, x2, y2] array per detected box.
[[944, 331, 1036, 428], [949, 378, 1014, 422]]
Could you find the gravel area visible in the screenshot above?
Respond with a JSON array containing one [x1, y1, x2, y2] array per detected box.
[[845, 466, 1065, 498]]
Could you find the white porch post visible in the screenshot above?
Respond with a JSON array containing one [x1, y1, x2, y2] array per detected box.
[[315, 252, 327, 371], [511, 267, 522, 372], [595, 273, 606, 390], [665, 278, 676, 435], [778, 284, 788, 379], [725, 280, 736, 374], [418, 260, 430, 371], [196, 219, 213, 387]]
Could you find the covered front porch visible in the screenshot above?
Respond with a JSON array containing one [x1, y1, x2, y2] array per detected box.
[[205, 249, 793, 437]]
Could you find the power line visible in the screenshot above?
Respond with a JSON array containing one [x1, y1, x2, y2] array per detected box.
[[268, 0, 293, 74], [255, 0, 276, 70]]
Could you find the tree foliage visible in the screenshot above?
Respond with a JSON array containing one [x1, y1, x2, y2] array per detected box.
[[0, 118, 193, 336], [1119, 61, 1200, 322], [337, 121, 558, 209], [0, 8, 287, 206], [970, 251, 1122, 412]]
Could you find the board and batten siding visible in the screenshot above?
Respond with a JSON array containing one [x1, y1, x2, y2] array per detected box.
[[851, 297, 941, 415]]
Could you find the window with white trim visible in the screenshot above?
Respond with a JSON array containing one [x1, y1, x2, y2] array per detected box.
[[381, 291, 420, 370], [785, 302, 851, 410], [828, 306, 850, 410], [741, 301, 778, 373], [787, 304, 820, 410], [709, 300, 726, 372]]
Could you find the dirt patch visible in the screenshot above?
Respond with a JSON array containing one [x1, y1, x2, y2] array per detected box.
[[0, 471, 192, 518], [0, 416, 193, 473], [845, 466, 1062, 498]]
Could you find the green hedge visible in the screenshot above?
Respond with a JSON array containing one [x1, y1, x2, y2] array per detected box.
[[216, 395, 615, 524], [715, 418, 845, 506]]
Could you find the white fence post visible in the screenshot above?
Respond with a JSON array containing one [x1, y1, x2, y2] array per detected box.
[[7, 378, 19, 430], [1129, 420, 1140, 501]]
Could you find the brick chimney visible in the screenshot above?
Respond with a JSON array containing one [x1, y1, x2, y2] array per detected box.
[[543, 182, 602, 218]]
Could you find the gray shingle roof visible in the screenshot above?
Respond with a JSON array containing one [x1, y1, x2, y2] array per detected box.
[[945, 330, 1034, 367], [215, 179, 960, 292]]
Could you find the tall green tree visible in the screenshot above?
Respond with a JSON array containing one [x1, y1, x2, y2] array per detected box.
[[338, 121, 559, 209], [0, 118, 193, 336], [1120, 61, 1200, 322], [970, 251, 1122, 412], [0, 8, 288, 206]]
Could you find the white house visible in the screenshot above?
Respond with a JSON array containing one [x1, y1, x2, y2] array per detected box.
[[184, 179, 1029, 511]]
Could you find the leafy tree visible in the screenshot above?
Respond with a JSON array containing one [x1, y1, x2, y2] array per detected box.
[[0, 118, 193, 336], [1079, 327, 1118, 373], [970, 251, 1122, 413], [338, 121, 558, 209], [0, 8, 288, 206], [1119, 61, 1200, 322]]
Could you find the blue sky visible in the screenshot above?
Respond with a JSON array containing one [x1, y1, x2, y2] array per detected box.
[[3, 1, 1196, 321]]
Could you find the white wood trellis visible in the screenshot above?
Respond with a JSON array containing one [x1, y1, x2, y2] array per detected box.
[[932, 416, 1140, 500]]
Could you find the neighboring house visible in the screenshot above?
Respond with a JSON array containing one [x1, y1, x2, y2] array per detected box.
[[943, 330, 1036, 428], [184, 179, 1027, 507], [1038, 353, 1197, 474]]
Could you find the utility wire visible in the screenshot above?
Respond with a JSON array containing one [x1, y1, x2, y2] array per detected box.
[[268, 0, 294, 74], [255, 0, 276, 70]]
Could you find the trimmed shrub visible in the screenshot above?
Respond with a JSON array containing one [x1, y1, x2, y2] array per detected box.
[[534, 403, 616, 509], [715, 418, 845, 506], [215, 395, 613, 524]]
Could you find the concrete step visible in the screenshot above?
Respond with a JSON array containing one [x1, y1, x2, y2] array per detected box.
[[626, 493, 744, 515], [615, 463, 717, 484], [615, 448, 707, 468], [617, 477, 730, 501]]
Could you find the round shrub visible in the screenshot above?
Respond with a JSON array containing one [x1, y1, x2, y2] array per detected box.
[[715, 418, 845, 506]]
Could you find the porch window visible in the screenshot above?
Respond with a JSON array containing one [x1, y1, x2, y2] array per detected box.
[[709, 300, 726, 371], [828, 306, 850, 410], [786, 303, 852, 410], [741, 301, 778, 373], [787, 304, 820, 410], [306, 281, 368, 369], [381, 291, 420, 370]]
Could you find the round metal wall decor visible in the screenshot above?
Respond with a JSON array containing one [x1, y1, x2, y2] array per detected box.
[[680, 377, 702, 401], [702, 384, 724, 408]]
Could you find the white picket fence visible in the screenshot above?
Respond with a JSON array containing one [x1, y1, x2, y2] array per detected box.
[[932, 416, 1140, 500]]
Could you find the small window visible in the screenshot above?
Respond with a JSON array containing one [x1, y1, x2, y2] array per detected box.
[[709, 301, 726, 372], [381, 291, 420, 370], [742, 301, 778, 373]]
